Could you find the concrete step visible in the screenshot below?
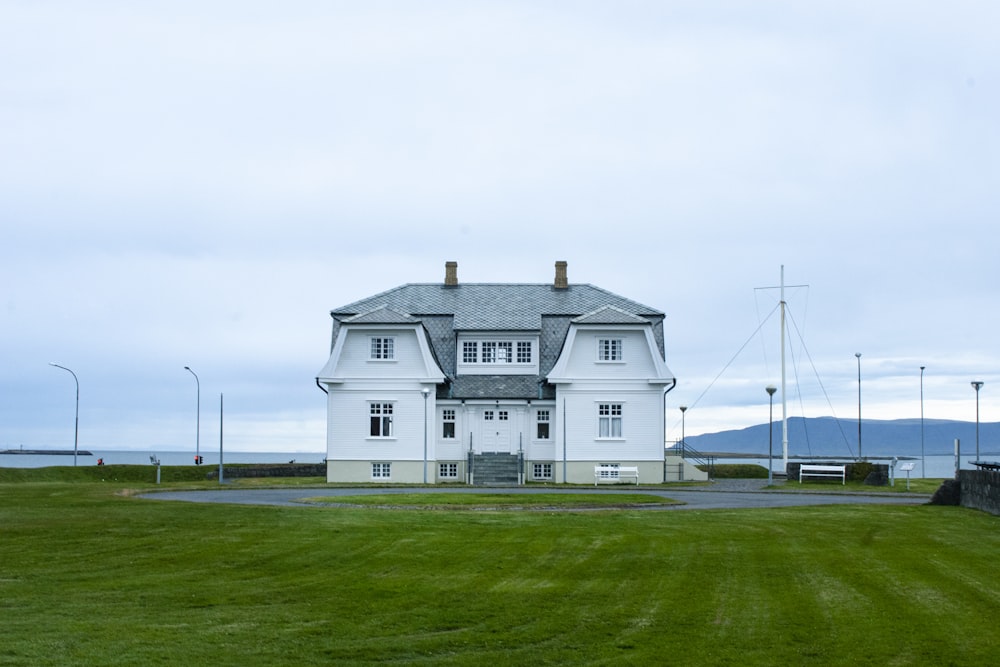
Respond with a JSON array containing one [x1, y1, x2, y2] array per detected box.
[[472, 453, 520, 486]]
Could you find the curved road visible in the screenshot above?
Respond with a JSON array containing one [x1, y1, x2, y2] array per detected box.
[[145, 483, 930, 511]]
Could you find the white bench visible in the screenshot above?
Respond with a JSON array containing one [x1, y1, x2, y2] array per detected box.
[[799, 464, 846, 484], [594, 465, 639, 485]]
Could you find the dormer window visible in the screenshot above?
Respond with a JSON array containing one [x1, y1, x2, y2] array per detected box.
[[460, 339, 532, 364], [370, 337, 395, 360], [598, 338, 623, 361], [498, 342, 511, 363], [481, 341, 513, 363]]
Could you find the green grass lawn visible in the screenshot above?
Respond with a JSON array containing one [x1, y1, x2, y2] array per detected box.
[[1, 474, 997, 666], [306, 492, 679, 509], [784, 477, 945, 494]]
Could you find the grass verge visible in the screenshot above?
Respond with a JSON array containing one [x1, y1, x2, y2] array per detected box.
[[305, 492, 679, 509]]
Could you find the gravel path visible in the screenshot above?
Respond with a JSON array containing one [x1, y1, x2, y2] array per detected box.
[[145, 479, 930, 511]]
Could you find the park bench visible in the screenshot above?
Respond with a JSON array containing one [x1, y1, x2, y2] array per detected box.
[[594, 465, 639, 485], [799, 464, 845, 484]]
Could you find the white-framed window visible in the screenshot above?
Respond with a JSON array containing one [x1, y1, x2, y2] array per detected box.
[[369, 402, 394, 438], [596, 463, 620, 479], [533, 463, 553, 480], [598, 338, 623, 361], [371, 462, 391, 479], [439, 462, 458, 478], [442, 409, 456, 439], [536, 410, 550, 440], [370, 337, 395, 360], [598, 403, 623, 439], [460, 339, 534, 365]]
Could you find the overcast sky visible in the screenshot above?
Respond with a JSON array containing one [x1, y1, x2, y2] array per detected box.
[[3, 1, 998, 454]]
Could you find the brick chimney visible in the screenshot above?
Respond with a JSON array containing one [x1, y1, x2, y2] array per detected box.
[[445, 261, 458, 286], [554, 261, 568, 289]]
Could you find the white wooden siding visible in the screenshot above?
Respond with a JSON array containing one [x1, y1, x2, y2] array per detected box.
[[556, 388, 664, 461], [561, 331, 657, 378], [326, 387, 434, 462], [333, 329, 430, 378]]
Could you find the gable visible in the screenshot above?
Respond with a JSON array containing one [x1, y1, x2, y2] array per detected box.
[[327, 280, 668, 388], [343, 307, 420, 325], [572, 305, 650, 326]]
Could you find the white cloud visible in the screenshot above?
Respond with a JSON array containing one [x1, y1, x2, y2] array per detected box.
[[2, 1, 999, 450]]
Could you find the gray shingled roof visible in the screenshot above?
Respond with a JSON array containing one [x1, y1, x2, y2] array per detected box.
[[330, 282, 666, 399], [572, 305, 651, 325], [331, 283, 663, 330], [342, 307, 421, 325], [447, 375, 546, 400]]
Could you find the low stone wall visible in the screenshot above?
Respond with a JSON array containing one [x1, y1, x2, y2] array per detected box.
[[205, 463, 326, 479], [958, 469, 1000, 516]]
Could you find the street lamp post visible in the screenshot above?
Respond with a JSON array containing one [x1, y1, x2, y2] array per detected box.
[[766, 386, 777, 486], [855, 353, 863, 461], [679, 406, 687, 454], [972, 380, 984, 462], [49, 363, 79, 467], [920, 366, 926, 478], [422, 388, 430, 484], [184, 366, 200, 464], [219, 393, 224, 485]]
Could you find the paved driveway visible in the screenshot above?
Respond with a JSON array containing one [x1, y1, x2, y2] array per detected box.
[[145, 481, 930, 511]]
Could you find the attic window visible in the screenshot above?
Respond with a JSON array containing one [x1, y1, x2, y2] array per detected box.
[[370, 337, 395, 360], [598, 338, 623, 362]]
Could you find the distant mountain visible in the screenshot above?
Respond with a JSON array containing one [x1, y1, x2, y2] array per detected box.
[[684, 417, 1000, 458]]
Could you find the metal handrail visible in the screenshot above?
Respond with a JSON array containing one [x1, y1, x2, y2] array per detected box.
[[667, 440, 709, 466]]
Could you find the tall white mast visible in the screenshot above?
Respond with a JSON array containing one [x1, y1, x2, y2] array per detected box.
[[780, 265, 788, 467]]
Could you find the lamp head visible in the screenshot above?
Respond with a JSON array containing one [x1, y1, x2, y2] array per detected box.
[[679, 406, 687, 413], [766, 385, 777, 396], [972, 380, 984, 391]]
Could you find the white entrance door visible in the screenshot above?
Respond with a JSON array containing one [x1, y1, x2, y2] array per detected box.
[[481, 409, 511, 452]]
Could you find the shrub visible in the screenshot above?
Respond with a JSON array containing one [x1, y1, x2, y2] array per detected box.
[[847, 461, 874, 482], [698, 463, 769, 479]]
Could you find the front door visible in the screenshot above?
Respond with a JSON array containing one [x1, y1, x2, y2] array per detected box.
[[481, 409, 511, 452]]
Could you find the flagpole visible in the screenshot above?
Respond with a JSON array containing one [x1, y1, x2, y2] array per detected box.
[[780, 265, 788, 468]]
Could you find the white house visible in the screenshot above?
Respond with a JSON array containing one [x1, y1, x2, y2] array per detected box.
[[316, 261, 702, 484]]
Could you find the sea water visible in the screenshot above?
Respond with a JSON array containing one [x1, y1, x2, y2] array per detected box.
[[2, 450, 988, 479], [0, 449, 325, 469]]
